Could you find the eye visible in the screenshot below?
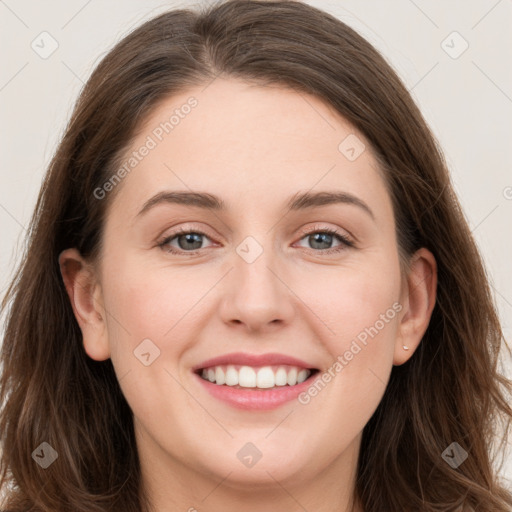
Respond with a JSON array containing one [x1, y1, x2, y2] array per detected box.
[[295, 226, 354, 254], [158, 227, 214, 255], [158, 225, 355, 256]]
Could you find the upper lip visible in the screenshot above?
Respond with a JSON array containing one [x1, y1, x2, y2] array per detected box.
[[192, 352, 317, 372]]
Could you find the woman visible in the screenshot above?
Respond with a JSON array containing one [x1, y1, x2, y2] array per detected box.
[[1, 0, 511, 510]]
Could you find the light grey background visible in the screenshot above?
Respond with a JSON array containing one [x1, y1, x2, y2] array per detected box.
[[1, 0, 511, 490]]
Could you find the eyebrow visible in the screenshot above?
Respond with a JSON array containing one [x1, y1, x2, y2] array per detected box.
[[136, 190, 375, 220]]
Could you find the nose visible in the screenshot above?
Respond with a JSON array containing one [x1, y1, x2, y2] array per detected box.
[[218, 241, 296, 333]]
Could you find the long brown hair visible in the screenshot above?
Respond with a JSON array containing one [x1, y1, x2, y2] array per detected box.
[[1, 1, 511, 510]]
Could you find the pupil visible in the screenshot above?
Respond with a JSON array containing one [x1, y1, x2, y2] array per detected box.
[[176, 232, 334, 251], [180, 233, 202, 250], [310, 233, 332, 249]]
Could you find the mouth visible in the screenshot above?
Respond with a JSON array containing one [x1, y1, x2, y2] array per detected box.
[[191, 352, 321, 410], [194, 364, 320, 390]]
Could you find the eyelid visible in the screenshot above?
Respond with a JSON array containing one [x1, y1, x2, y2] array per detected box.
[[299, 223, 353, 241], [157, 222, 355, 254], [158, 225, 217, 248], [293, 224, 355, 253]]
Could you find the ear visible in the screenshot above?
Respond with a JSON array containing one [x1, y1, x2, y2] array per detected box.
[[58, 248, 110, 361], [394, 247, 437, 366]]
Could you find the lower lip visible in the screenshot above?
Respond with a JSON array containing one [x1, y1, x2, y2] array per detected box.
[[193, 371, 318, 410]]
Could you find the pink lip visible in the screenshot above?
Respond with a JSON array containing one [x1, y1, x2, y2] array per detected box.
[[193, 371, 318, 410], [192, 352, 316, 371], [192, 352, 319, 411]]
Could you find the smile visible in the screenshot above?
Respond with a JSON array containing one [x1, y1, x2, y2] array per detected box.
[[197, 364, 317, 389], [192, 352, 321, 410]]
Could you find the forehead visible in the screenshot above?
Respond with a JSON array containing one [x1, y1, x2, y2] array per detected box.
[[107, 77, 391, 220]]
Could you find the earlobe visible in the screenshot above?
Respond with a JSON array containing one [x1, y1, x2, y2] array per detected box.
[[394, 248, 437, 366], [58, 248, 111, 361]]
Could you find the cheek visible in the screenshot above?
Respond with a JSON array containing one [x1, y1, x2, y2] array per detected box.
[[98, 252, 198, 371], [98, 256, 200, 427], [101, 249, 200, 330], [292, 276, 400, 454], [306, 253, 401, 397]]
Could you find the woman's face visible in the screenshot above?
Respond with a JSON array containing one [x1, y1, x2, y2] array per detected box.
[[65, 78, 435, 498]]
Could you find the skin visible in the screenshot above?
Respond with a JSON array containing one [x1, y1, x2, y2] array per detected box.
[[60, 77, 437, 512]]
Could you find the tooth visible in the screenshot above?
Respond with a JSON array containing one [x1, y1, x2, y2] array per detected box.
[[256, 366, 275, 388], [215, 366, 225, 385], [239, 366, 256, 387], [275, 366, 288, 386], [287, 367, 298, 386], [201, 364, 313, 388], [297, 369, 310, 383], [225, 365, 239, 386]]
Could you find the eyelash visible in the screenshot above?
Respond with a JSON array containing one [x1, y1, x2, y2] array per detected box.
[[158, 225, 355, 256]]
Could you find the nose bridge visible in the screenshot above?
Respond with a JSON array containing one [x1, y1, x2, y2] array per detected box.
[[219, 230, 295, 330], [234, 233, 282, 299]]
